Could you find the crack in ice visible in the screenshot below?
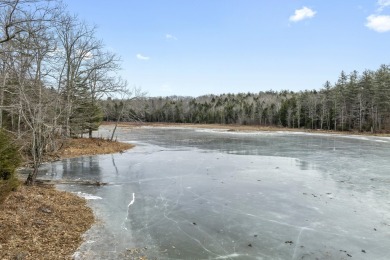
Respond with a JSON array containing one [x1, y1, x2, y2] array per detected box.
[[122, 193, 135, 230], [292, 227, 307, 260]]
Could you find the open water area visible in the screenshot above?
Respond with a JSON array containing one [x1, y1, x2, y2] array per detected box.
[[37, 125, 390, 259]]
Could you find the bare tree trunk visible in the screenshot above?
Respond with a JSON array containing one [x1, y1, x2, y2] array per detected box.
[[111, 104, 125, 141], [0, 71, 6, 128], [17, 105, 21, 137], [25, 168, 39, 185]]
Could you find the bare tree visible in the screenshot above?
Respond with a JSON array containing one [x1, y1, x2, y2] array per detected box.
[[12, 16, 59, 185], [0, 0, 133, 186], [0, 0, 59, 45], [110, 86, 146, 141], [53, 13, 125, 137]]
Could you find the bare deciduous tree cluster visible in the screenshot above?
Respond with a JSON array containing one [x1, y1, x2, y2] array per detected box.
[[0, 0, 128, 184]]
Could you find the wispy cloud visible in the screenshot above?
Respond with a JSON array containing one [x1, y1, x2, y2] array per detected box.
[[366, 14, 390, 32], [378, 0, 390, 11], [165, 34, 178, 40], [136, 53, 150, 61], [289, 6, 316, 22]]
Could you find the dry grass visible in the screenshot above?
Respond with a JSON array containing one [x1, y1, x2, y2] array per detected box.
[[46, 137, 134, 161], [109, 122, 390, 137], [0, 184, 94, 260]]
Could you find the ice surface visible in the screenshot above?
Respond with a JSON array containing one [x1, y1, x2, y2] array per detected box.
[[38, 126, 390, 259]]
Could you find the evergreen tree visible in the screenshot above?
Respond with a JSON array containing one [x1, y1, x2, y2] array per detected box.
[[0, 129, 21, 203]]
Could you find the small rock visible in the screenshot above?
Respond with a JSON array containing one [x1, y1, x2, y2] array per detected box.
[[34, 220, 45, 226], [39, 207, 52, 214], [285, 241, 293, 244], [254, 235, 258, 237], [362, 250, 366, 253], [248, 243, 252, 247], [192, 222, 197, 225], [14, 252, 26, 260], [347, 253, 352, 257]]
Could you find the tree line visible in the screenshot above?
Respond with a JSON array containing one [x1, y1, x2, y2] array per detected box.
[[2, 0, 390, 187], [0, 0, 129, 184], [102, 65, 390, 133]]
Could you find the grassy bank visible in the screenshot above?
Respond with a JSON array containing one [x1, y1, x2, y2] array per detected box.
[[47, 137, 134, 160], [108, 122, 390, 137]]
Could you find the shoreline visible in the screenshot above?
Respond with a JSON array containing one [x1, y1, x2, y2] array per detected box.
[[104, 122, 390, 137], [0, 137, 135, 260]]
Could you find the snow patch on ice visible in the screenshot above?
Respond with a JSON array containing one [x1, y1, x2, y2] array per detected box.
[[213, 253, 245, 259], [194, 128, 390, 143], [73, 192, 102, 200]]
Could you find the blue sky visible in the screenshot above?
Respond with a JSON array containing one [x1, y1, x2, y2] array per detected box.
[[64, 1, 390, 97]]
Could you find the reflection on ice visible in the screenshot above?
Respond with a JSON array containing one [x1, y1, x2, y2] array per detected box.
[[39, 126, 390, 259]]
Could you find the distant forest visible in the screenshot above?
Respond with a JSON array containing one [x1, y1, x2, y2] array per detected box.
[[102, 64, 390, 132]]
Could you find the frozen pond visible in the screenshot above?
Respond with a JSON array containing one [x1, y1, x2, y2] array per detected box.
[[38, 126, 390, 259]]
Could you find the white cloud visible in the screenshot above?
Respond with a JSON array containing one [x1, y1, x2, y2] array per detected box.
[[165, 34, 178, 40], [84, 51, 93, 60], [378, 0, 390, 11], [366, 14, 390, 32], [75, 49, 93, 60], [136, 53, 150, 60], [289, 6, 316, 22]]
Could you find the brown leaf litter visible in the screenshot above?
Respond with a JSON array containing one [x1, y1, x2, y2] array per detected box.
[[0, 184, 94, 259]]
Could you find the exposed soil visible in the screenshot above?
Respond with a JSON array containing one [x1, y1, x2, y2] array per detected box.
[[0, 138, 135, 259]]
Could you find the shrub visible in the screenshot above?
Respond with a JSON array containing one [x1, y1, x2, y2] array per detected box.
[[0, 129, 21, 203]]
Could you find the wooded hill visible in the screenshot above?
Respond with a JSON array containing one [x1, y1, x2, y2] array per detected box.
[[102, 65, 390, 132]]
